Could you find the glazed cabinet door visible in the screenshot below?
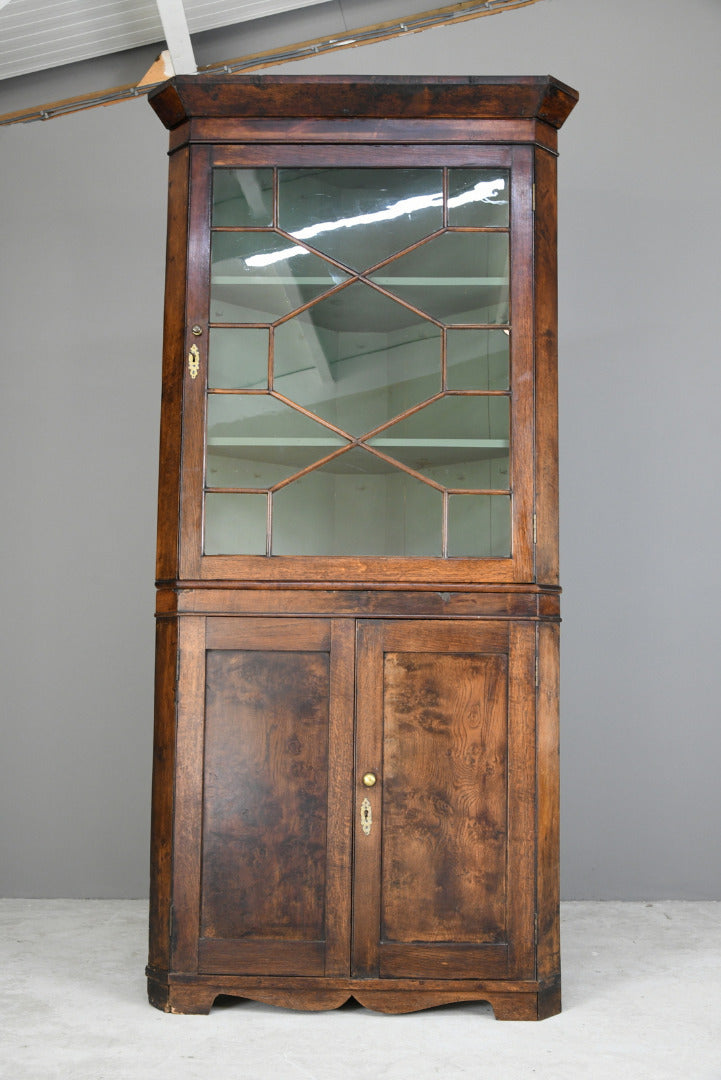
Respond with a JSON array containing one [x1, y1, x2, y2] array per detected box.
[[172, 145, 535, 586], [172, 616, 354, 978], [353, 619, 536, 980]]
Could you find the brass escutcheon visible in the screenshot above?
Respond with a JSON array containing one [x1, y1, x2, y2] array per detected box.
[[360, 797, 372, 836]]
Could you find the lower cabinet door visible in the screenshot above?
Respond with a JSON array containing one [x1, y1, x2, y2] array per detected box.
[[180, 616, 355, 978], [352, 619, 536, 981], [174, 615, 535, 984]]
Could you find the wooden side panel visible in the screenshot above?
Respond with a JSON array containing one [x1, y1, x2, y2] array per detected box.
[[506, 622, 537, 978], [509, 145, 535, 582], [171, 616, 207, 973], [156, 148, 189, 582], [536, 621, 561, 988], [148, 617, 178, 974], [533, 146, 560, 585]]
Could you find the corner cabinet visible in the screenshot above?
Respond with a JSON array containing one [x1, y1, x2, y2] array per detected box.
[[145, 75, 577, 1021]]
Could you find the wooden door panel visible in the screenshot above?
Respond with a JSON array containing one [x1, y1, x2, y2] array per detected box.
[[354, 620, 533, 981], [381, 650, 508, 945], [201, 647, 330, 943], [195, 617, 353, 977]]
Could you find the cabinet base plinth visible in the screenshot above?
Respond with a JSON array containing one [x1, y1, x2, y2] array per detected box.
[[147, 973, 561, 1021]]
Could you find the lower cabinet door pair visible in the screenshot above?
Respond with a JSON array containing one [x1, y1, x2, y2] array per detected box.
[[174, 615, 537, 984]]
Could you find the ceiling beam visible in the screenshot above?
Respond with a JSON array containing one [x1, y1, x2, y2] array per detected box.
[[155, 0, 197, 75]]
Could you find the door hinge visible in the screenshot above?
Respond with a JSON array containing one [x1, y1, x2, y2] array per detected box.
[[533, 512, 537, 545], [535, 656, 539, 689], [532, 182, 536, 213]]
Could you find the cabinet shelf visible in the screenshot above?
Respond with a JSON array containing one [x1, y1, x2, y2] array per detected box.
[[207, 437, 510, 448], [211, 276, 508, 287]]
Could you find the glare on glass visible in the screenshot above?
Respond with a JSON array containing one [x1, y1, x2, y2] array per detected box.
[[278, 168, 443, 270], [211, 232, 349, 323], [448, 169, 510, 228]]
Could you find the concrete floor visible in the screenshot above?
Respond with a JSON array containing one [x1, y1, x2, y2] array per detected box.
[[1, 901, 719, 1080]]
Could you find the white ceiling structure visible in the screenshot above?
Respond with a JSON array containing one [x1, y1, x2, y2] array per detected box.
[[0, 0, 331, 81]]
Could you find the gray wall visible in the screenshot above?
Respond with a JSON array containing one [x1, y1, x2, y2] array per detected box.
[[1, 0, 720, 899]]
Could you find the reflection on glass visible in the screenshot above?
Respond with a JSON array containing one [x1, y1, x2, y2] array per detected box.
[[448, 169, 509, 227], [369, 396, 509, 489], [446, 329, 509, 390], [204, 492, 267, 555], [278, 169, 443, 270], [208, 328, 269, 389], [272, 447, 441, 556], [206, 393, 347, 487], [274, 282, 441, 434], [212, 168, 273, 227], [369, 233, 509, 324], [211, 232, 349, 323], [447, 494, 511, 557]]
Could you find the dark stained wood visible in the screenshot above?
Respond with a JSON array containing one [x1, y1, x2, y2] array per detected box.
[[148, 74, 575, 1020], [177, 146, 211, 581], [508, 145, 536, 582], [205, 615, 330, 650], [163, 585, 551, 619], [199, 939, 325, 975], [505, 622, 538, 979], [536, 623, 561, 987], [380, 649, 509, 946], [149, 74, 578, 130], [353, 620, 530, 982], [379, 944, 509, 980], [148, 973, 556, 1018], [155, 147, 189, 583], [351, 621, 384, 978], [147, 618, 177, 974], [200, 646, 330, 946], [170, 616, 206, 973], [323, 621, 355, 976], [172, 118, 559, 153], [534, 146, 561, 585], [199, 553, 525, 585]]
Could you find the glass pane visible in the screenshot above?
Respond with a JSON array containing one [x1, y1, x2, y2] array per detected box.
[[204, 492, 267, 555], [369, 395, 510, 489], [447, 494, 511, 557], [208, 328, 269, 389], [272, 448, 442, 556], [206, 394, 348, 487], [212, 168, 273, 227], [448, 169, 510, 227], [274, 282, 441, 435], [278, 168, 443, 271], [446, 329, 509, 390], [369, 233, 509, 324], [210, 232, 349, 323]]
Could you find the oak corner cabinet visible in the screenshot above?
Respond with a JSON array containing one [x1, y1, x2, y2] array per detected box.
[[145, 74, 578, 1021]]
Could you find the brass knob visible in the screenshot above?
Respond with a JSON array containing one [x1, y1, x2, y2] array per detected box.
[[191, 325, 203, 336], [362, 772, 377, 788]]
